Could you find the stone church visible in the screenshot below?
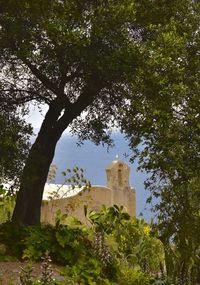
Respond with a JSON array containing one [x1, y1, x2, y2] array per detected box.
[[41, 159, 136, 224]]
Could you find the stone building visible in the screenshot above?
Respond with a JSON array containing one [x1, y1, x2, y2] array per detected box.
[[41, 159, 136, 224]]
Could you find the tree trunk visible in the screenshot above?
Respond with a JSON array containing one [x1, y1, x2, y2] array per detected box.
[[12, 99, 67, 225], [12, 80, 99, 225]]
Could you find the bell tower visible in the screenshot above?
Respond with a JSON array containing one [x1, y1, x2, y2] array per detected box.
[[106, 159, 130, 191]]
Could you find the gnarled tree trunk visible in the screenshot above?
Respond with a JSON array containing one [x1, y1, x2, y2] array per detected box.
[[12, 80, 99, 225], [12, 99, 67, 225]]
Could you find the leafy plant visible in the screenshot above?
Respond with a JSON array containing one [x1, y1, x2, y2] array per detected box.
[[0, 206, 172, 284], [88, 206, 165, 274], [0, 185, 16, 223], [88, 205, 130, 233], [0, 108, 32, 188], [47, 165, 91, 200], [0, 222, 28, 258], [22, 223, 92, 265], [63, 257, 116, 285], [40, 254, 55, 285], [152, 278, 177, 285], [19, 263, 33, 285], [117, 264, 153, 285]]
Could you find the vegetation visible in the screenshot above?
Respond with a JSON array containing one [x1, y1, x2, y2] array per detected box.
[[1, 0, 140, 225], [0, 163, 198, 284], [0, 185, 15, 223], [0, 205, 170, 285], [0, 199, 198, 284], [120, 1, 200, 281], [0, 105, 32, 187], [0, 0, 199, 284], [0, 0, 198, 225]]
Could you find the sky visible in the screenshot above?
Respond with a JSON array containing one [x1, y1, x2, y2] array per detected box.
[[26, 104, 48, 129]]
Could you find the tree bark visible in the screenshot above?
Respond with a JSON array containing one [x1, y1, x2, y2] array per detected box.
[[12, 99, 67, 225], [12, 79, 100, 225]]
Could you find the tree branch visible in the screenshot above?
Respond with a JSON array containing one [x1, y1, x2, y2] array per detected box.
[[19, 58, 72, 106], [1, 89, 51, 105], [21, 58, 60, 95], [56, 75, 101, 132]]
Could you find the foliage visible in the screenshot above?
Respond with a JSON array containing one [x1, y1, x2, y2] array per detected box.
[[88, 205, 165, 273], [0, 185, 16, 223], [114, 219, 164, 273], [117, 264, 153, 285], [40, 254, 55, 285], [152, 279, 176, 285], [3, 205, 196, 284], [19, 255, 59, 285], [0, 206, 167, 284], [0, 107, 32, 187], [155, 180, 200, 284], [47, 165, 91, 200], [119, 1, 200, 283], [88, 205, 130, 233], [19, 263, 34, 285], [0, 222, 28, 258], [64, 258, 113, 285], [22, 223, 91, 265]]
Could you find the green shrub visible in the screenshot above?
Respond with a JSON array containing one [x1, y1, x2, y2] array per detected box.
[[0, 222, 28, 258], [0, 185, 16, 223], [152, 278, 177, 285], [117, 264, 154, 285], [22, 223, 92, 265], [0, 206, 167, 285], [63, 258, 115, 285], [88, 206, 165, 274], [0, 220, 92, 265]]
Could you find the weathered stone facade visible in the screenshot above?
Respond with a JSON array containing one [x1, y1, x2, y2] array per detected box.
[[41, 160, 136, 224]]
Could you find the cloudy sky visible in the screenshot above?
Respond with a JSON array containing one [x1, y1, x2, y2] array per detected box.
[[26, 104, 48, 129]]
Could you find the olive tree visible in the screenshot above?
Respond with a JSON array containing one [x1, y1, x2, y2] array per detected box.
[[0, 0, 197, 227]]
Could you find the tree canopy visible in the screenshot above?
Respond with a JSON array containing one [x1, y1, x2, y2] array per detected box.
[[1, 0, 195, 143], [1, 0, 145, 224]]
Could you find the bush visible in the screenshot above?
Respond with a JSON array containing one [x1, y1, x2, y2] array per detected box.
[[22, 223, 92, 265], [64, 258, 115, 285], [0, 206, 167, 284], [0, 185, 16, 223], [88, 206, 165, 274], [117, 263, 154, 285], [0, 222, 28, 258]]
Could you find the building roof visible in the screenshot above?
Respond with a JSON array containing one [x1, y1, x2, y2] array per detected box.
[[43, 183, 83, 200]]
